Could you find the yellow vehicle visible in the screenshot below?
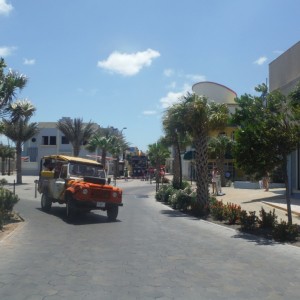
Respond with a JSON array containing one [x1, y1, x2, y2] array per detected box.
[[38, 155, 123, 221]]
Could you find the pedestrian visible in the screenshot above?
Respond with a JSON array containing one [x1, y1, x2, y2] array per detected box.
[[211, 167, 218, 195], [124, 168, 128, 181], [263, 172, 270, 191]]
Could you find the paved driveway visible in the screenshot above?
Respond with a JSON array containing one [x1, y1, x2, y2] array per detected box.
[[1, 177, 300, 299]]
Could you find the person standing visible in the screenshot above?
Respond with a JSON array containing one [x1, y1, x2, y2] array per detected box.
[[211, 167, 218, 195], [263, 172, 270, 191]]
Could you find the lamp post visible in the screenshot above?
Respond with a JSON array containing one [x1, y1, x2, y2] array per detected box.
[[121, 127, 127, 134]]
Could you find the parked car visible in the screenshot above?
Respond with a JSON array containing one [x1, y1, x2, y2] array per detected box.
[[37, 155, 123, 221]]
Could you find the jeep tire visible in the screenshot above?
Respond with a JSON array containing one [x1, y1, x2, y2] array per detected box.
[[66, 198, 74, 219], [41, 193, 52, 212], [107, 205, 118, 221]]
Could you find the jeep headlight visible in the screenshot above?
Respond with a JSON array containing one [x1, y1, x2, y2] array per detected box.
[[82, 189, 88, 195], [112, 192, 118, 198]]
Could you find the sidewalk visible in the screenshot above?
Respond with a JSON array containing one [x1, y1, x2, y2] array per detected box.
[[166, 175, 300, 225], [217, 186, 300, 225]]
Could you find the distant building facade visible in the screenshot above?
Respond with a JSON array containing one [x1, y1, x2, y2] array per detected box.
[[269, 41, 300, 195], [22, 118, 100, 175]]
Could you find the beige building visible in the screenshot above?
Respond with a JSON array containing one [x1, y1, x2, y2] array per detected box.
[[269, 41, 300, 196], [178, 81, 238, 182]]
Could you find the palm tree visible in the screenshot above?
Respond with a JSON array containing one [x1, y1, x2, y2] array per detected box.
[[208, 135, 234, 186], [2, 100, 38, 184], [0, 58, 28, 116], [182, 93, 229, 211], [86, 127, 117, 167], [0, 144, 15, 175], [162, 102, 191, 189], [147, 141, 170, 191], [108, 135, 127, 184], [57, 118, 95, 157]]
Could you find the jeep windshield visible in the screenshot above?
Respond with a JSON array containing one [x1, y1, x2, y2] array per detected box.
[[69, 163, 106, 178]]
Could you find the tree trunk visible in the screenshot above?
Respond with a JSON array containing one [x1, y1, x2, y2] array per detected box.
[[73, 144, 80, 157], [155, 161, 160, 192], [16, 142, 22, 184], [1, 157, 5, 175], [194, 131, 209, 212], [177, 139, 183, 189], [283, 156, 292, 224], [172, 144, 180, 189], [101, 148, 107, 168]]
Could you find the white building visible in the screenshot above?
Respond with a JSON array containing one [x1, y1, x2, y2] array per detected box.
[[22, 119, 100, 175]]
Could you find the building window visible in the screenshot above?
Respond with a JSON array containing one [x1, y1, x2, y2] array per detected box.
[[42, 136, 56, 145], [42, 136, 49, 145], [61, 136, 69, 144], [50, 136, 56, 145]]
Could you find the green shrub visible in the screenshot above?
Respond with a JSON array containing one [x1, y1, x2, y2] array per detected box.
[[181, 181, 191, 190], [210, 199, 225, 221], [0, 178, 8, 186], [240, 210, 257, 231], [155, 184, 174, 203], [0, 188, 20, 211], [258, 207, 277, 229], [223, 203, 241, 225], [170, 189, 191, 211], [0, 187, 20, 230], [272, 220, 299, 242]]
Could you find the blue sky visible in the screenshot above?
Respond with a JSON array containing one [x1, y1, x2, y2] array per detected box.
[[0, 0, 299, 151]]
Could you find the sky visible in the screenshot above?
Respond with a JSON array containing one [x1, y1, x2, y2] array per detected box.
[[0, 0, 299, 152]]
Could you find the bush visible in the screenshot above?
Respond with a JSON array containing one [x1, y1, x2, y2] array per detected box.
[[272, 220, 299, 242], [0, 187, 20, 230], [0, 178, 8, 186], [240, 210, 257, 231], [210, 199, 225, 221], [155, 184, 174, 203], [170, 189, 192, 211], [223, 202, 241, 225], [0, 188, 20, 211], [258, 207, 277, 229]]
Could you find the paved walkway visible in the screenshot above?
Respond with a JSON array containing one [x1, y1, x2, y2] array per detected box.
[[217, 186, 300, 225], [171, 176, 300, 225]]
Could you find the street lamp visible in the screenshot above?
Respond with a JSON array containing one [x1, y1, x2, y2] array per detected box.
[[121, 127, 127, 134]]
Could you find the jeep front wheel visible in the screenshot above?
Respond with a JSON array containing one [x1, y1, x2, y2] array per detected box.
[[66, 198, 74, 219], [41, 193, 52, 212], [107, 206, 118, 221]]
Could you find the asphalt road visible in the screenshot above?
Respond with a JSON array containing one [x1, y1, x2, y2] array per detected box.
[[1, 178, 300, 300]]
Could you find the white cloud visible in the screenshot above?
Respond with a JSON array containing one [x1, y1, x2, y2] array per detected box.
[[0, 0, 13, 15], [143, 110, 157, 115], [160, 84, 191, 108], [273, 50, 283, 55], [185, 74, 206, 82], [163, 68, 174, 77], [0, 46, 16, 56], [97, 48, 160, 76], [23, 58, 35, 65], [253, 56, 267, 65]]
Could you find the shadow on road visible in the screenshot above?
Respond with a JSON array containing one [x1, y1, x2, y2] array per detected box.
[[36, 207, 121, 225]]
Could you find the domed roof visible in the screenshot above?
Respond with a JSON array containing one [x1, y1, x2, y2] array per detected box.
[[192, 81, 237, 104]]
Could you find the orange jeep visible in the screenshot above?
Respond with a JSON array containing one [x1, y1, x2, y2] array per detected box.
[[38, 155, 123, 221]]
